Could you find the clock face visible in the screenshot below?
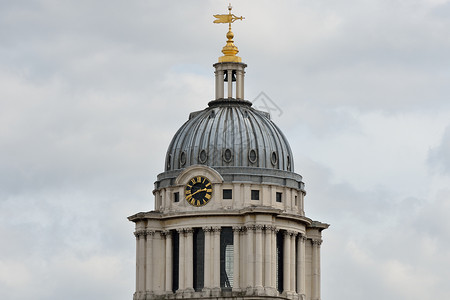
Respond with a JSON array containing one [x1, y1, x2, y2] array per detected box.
[[185, 176, 213, 207]]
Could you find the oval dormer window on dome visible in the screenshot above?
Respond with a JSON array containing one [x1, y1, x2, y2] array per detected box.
[[180, 151, 186, 167], [271, 151, 278, 166], [199, 149, 208, 164], [249, 149, 257, 164], [223, 148, 233, 163]]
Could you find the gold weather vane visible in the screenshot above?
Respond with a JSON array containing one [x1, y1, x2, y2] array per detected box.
[[213, 4, 245, 63]]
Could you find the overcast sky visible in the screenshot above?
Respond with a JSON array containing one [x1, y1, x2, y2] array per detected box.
[[1, 0, 450, 299]]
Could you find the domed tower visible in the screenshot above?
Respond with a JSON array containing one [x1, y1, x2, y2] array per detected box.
[[129, 5, 328, 300]]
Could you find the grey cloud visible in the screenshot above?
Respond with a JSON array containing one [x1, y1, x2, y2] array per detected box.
[[1, 1, 450, 300], [428, 125, 450, 175]]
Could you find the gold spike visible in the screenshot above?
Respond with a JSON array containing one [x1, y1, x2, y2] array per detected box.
[[213, 4, 244, 63]]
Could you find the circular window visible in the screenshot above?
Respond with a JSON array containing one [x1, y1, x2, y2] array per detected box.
[[166, 154, 172, 170], [248, 149, 258, 164], [199, 149, 208, 164], [180, 151, 186, 166], [271, 151, 278, 165], [223, 148, 233, 163]]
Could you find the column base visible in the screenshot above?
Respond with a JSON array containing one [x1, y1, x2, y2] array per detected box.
[[282, 291, 296, 299], [264, 287, 278, 296], [211, 287, 221, 297], [201, 287, 211, 297], [133, 291, 146, 300], [254, 286, 265, 295], [182, 288, 195, 298]]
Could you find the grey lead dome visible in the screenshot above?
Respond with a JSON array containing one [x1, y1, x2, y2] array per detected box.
[[165, 99, 294, 172]]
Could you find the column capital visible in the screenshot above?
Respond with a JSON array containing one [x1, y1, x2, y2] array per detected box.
[[255, 224, 264, 232], [202, 226, 213, 232], [146, 230, 156, 236], [245, 224, 256, 231], [299, 233, 307, 242], [284, 230, 295, 237], [264, 225, 276, 231], [161, 230, 171, 237], [184, 228, 195, 234], [311, 239, 323, 246], [232, 226, 242, 232], [211, 226, 221, 233], [134, 229, 147, 237]]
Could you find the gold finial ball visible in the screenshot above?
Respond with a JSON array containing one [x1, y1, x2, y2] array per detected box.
[[227, 30, 234, 40]]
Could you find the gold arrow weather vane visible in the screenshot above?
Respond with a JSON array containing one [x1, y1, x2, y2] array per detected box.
[[214, 4, 245, 63]]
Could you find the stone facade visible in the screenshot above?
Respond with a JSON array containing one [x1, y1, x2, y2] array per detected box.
[[129, 165, 328, 300]]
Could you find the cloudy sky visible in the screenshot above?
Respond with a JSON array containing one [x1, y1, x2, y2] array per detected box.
[[1, 0, 450, 299]]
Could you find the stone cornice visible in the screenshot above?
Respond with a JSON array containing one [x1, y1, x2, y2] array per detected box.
[[128, 208, 313, 228]]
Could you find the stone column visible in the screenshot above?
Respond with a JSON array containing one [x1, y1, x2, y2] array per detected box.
[[290, 232, 296, 293], [165, 231, 173, 293], [236, 69, 244, 99], [311, 239, 322, 300], [177, 229, 185, 291], [227, 69, 233, 98], [212, 227, 221, 294], [240, 227, 247, 289], [215, 69, 224, 99], [135, 230, 146, 293], [145, 230, 155, 292], [254, 225, 264, 291], [153, 231, 165, 293], [246, 225, 255, 289], [232, 226, 241, 291], [264, 226, 272, 288], [271, 228, 278, 292], [185, 228, 194, 292], [283, 231, 291, 293], [296, 234, 306, 295], [203, 227, 212, 293]]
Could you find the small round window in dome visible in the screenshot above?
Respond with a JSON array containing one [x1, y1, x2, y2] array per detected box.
[[271, 151, 278, 165], [167, 154, 172, 170], [180, 151, 186, 166], [248, 149, 258, 164], [223, 148, 233, 163], [199, 149, 208, 164]]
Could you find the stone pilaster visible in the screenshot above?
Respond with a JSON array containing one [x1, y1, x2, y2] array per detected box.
[[271, 227, 278, 293], [290, 231, 296, 294], [212, 226, 221, 296], [254, 225, 264, 292], [264, 225, 277, 296], [296, 234, 306, 295], [202, 226, 213, 295], [164, 231, 173, 293], [176, 228, 185, 292], [145, 230, 155, 293], [184, 228, 195, 296], [134, 230, 147, 294], [311, 239, 322, 300], [245, 225, 255, 292]]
